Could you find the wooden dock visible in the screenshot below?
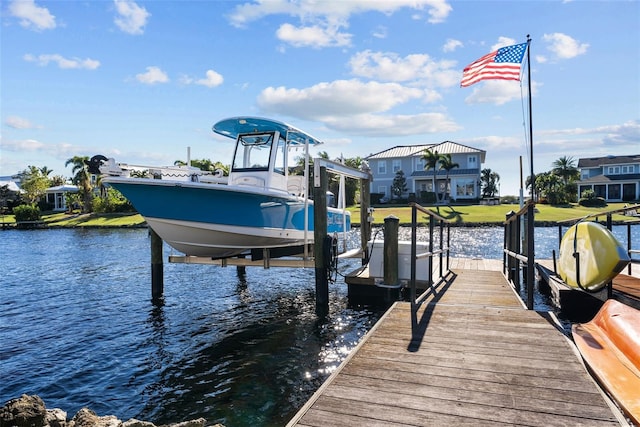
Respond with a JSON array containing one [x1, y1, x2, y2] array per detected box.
[[288, 261, 626, 426]]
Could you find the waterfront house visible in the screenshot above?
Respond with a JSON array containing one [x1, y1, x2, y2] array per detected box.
[[365, 141, 486, 202], [577, 154, 640, 202], [44, 184, 78, 211]]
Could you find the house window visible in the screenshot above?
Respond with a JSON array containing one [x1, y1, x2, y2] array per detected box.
[[607, 166, 620, 175], [468, 155, 477, 169], [378, 161, 387, 175], [621, 165, 634, 173], [579, 185, 592, 198], [456, 179, 475, 197], [415, 157, 424, 171], [392, 160, 401, 173], [608, 184, 621, 200], [594, 185, 606, 198], [377, 186, 388, 196]]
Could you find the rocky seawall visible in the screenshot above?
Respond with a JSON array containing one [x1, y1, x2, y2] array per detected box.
[[0, 395, 223, 427]]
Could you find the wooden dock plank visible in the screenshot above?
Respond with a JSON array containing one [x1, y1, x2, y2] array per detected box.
[[288, 266, 623, 426]]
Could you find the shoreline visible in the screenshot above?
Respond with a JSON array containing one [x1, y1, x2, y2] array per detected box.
[[0, 394, 221, 427]]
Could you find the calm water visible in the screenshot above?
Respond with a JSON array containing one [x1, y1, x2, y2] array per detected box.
[[1, 225, 638, 425]]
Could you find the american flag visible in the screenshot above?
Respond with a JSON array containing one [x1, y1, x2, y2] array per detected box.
[[461, 42, 528, 87]]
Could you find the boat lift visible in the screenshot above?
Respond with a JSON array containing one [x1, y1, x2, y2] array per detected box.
[[156, 159, 373, 314]]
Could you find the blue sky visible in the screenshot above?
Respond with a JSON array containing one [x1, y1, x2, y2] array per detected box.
[[1, 0, 638, 196]]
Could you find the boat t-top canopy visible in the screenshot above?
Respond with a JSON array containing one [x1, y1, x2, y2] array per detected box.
[[213, 117, 323, 146]]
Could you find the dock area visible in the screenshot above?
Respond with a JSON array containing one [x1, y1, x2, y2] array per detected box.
[[288, 260, 626, 426]]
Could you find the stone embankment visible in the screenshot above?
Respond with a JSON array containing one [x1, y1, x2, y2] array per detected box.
[[0, 395, 223, 427]]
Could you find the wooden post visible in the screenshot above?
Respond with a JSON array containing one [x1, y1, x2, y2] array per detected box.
[[526, 202, 535, 310], [359, 175, 372, 265], [150, 228, 164, 302], [383, 215, 399, 286], [314, 166, 329, 316]]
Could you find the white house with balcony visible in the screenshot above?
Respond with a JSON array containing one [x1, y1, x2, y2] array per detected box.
[[365, 141, 486, 202], [577, 154, 640, 202]]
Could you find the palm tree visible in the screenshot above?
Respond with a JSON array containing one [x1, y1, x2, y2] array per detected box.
[[65, 156, 92, 213], [481, 168, 500, 198], [438, 154, 459, 202], [552, 156, 579, 185], [422, 149, 440, 202]]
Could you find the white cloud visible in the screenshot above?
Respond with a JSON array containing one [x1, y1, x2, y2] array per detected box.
[[8, 0, 56, 31], [197, 70, 224, 88], [256, 79, 459, 136], [322, 112, 460, 136], [2, 138, 47, 152], [276, 23, 351, 48], [114, 0, 150, 35], [5, 116, 41, 129], [349, 50, 459, 87], [490, 36, 518, 51], [182, 70, 224, 88], [372, 25, 387, 39], [538, 120, 640, 147], [442, 38, 463, 53], [257, 79, 425, 119], [542, 33, 589, 59], [228, 1, 452, 47], [135, 66, 169, 84], [23, 54, 100, 70], [463, 80, 533, 106]]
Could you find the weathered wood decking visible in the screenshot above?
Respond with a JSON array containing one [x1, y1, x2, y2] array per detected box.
[[288, 261, 625, 426]]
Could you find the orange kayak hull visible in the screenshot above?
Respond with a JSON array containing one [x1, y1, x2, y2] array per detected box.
[[572, 299, 640, 424]]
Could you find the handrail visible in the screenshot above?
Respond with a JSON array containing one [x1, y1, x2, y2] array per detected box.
[[556, 203, 640, 225], [503, 199, 535, 309], [408, 203, 452, 311]]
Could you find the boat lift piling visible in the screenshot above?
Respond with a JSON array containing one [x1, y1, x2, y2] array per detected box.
[[150, 228, 164, 303], [313, 166, 329, 316]]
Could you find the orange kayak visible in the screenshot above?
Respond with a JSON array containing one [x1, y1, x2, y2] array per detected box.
[[572, 299, 640, 425]]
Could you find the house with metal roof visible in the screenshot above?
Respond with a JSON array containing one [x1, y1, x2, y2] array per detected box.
[[365, 141, 486, 202], [44, 184, 78, 211], [577, 154, 640, 202]]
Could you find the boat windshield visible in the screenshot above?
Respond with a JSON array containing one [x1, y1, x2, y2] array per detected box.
[[231, 132, 288, 176], [232, 133, 273, 172]]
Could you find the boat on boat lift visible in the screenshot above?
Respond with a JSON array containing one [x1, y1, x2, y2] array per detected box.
[[92, 116, 351, 258]]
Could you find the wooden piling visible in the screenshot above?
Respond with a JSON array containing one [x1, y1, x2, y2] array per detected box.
[[314, 166, 329, 316], [150, 228, 164, 301], [383, 215, 399, 286], [359, 175, 371, 265]]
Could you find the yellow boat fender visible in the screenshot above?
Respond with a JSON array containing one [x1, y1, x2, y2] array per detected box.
[[557, 221, 630, 292]]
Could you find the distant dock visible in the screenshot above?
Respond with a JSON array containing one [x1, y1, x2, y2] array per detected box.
[[288, 259, 627, 426]]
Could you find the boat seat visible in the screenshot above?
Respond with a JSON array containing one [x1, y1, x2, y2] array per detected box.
[[287, 175, 305, 197], [572, 299, 640, 424]]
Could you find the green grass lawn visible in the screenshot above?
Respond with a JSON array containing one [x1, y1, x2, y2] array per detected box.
[[1, 212, 146, 227], [348, 202, 635, 225]]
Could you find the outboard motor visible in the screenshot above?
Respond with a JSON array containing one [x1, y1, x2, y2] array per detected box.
[[85, 155, 108, 175]]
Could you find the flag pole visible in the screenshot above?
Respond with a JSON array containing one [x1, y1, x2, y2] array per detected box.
[[526, 34, 534, 199]]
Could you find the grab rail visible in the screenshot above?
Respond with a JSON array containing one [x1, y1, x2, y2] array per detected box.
[[408, 203, 452, 311], [503, 199, 536, 309]]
